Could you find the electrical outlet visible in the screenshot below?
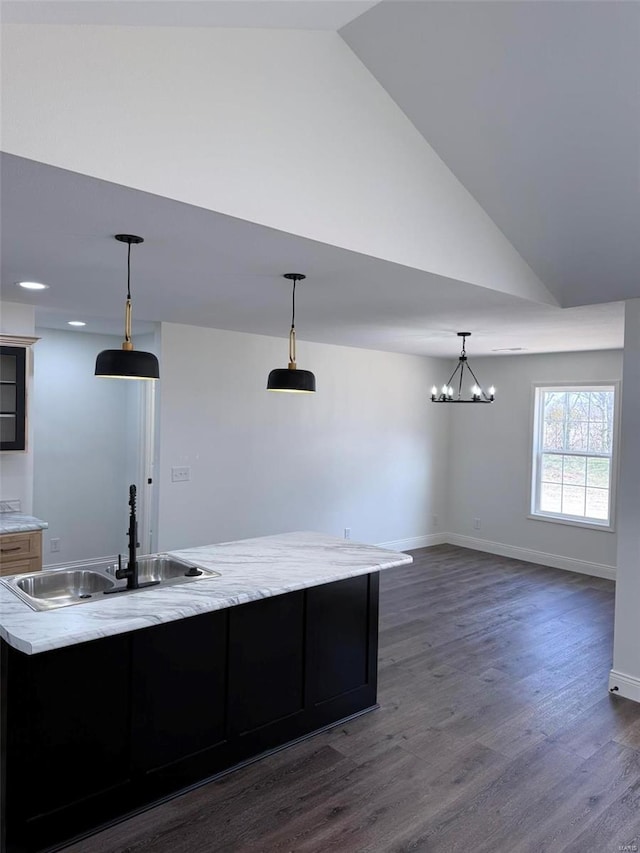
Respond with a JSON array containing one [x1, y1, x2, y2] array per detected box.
[[473, 518, 481, 530], [171, 466, 191, 483], [50, 538, 60, 553], [344, 528, 351, 540], [433, 514, 439, 528]]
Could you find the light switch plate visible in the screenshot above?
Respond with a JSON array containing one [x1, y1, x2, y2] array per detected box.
[[171, 466, 191, 483]]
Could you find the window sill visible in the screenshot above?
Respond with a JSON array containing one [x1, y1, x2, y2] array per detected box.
[[528, 513, 615, 533]]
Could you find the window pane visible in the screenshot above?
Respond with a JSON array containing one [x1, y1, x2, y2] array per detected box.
[[586, 488, 609, 521], [540, 483, 561, 513], [541, 454, 563, 483], [563, 455, 586, 485], [588, 422, 611, 454], [543, 392, 566, 451], [568, 391, 590, 420], [562, 485, 586, 516], [587, 457, 610, 488], [566, 421, 588, 452], [543, 421, 565, 451], [588, 392, 613, 423]]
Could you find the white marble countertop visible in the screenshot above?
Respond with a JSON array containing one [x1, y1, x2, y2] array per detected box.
[[0, 512, 49, 534], [0, 531, 412, 655]]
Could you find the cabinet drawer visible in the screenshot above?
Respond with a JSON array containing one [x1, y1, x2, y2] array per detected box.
[[0, 557, 42, 577], [0, 530, 42, 571]]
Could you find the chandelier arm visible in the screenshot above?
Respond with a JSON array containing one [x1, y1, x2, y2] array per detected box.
[[465, 362, 489, 398], [445, 362, 461, 388], [457, 362, 465, 400]]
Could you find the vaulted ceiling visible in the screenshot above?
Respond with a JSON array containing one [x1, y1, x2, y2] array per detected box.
[[1, 1, 637, 357]]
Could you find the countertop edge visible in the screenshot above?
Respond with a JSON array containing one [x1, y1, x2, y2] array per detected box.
[[0, 547, 413, 655], [0, 514, 49, 534]]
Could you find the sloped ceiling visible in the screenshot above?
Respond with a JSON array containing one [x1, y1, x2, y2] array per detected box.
[[0, 1, 635, 354], [341, 0, 640, 308]]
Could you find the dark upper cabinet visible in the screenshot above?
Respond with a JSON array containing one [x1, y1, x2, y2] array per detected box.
[[0, 346, 27, 452]]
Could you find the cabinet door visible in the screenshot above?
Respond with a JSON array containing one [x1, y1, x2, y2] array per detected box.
[[228, 591, 305, 737], [7, 634, 132, 819], [306, 573, 378, 706], [0, 345, 26, 452], [131, 609, 228, 773]]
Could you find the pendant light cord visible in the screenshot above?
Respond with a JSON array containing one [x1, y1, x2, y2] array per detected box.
[[127, 241, 132, 301], [288, 279, 297, 366], [124, 240, 133, 347]]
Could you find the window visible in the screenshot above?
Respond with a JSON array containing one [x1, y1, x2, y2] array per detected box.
[[531, 384, 617, 529]]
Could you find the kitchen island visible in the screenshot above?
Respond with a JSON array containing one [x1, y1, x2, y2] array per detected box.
[[0, 531, 412, 853]]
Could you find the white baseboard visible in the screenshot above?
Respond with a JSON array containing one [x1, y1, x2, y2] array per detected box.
[[376, 533, 448, 552], [443, 533, 616, 581], [609, 670, 640, 703]]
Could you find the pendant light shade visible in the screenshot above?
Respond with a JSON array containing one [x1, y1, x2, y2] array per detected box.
[[95, 234, 159, 381], [267, 273, 316, 393], [431, 332, 495, 403]]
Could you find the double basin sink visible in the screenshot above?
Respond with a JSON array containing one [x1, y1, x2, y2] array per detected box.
[[0, 554, 221, 611]]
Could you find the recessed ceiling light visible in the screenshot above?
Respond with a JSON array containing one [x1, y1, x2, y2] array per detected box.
[[17, 281, 49, 290], [67, 321, 86, 327]]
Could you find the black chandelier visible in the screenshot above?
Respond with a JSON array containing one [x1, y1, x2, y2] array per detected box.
[[431, 333, 495, 403]]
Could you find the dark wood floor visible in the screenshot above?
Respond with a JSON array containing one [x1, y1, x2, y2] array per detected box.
[[62, 545, 640, 853]]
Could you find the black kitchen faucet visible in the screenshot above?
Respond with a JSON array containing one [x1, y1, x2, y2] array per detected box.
[[113, 484, 159, 591]]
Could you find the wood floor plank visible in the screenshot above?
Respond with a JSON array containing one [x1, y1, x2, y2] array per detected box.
[[383, 738, 585, 852], [59, 546, 640, 853], [507, 740, 640, 853]]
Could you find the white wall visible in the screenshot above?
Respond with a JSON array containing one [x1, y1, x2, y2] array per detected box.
[[32, 327, 137, 564], [1, 24, 553, 305], [0, 301, 36, 511], [156, 322, 449, 552], [0, 301, 35, 338], [610, 300, 640, 701], [447, 349, 622, 576]]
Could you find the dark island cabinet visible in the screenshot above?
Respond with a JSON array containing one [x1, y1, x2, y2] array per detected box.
[[1, 572, 379, 853], [2, 634, 134, 853]]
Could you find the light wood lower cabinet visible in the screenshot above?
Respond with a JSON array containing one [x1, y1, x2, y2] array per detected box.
[[0, 530, 42, 576]]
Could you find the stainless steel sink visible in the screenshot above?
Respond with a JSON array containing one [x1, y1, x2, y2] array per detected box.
[[0, 554, 220, 611], [3, 568, 117, 611], [105, 554, 214, 584]]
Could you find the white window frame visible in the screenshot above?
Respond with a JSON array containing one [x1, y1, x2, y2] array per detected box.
[[529, 381, 620, 532]]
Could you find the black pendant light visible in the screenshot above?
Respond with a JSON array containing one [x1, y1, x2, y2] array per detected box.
[[431, 332, 495, 403], [95, 234, 159, 380], [267, 273, 316, 393]]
